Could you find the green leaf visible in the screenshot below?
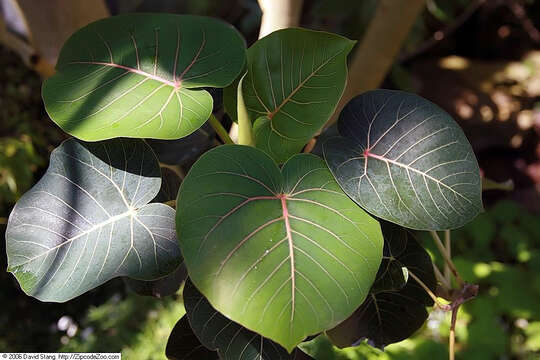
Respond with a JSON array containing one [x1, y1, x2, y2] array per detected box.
[[43, 14, 246, 141], [176, 145, 383, 351], [6, 138, 181, 302], [327, 222, 436, 349], [324, 89, 483, 230], [124, 167, 186, 297], [183, 278, 313, 359], [166, 316, 219, 360], [154, 167, 183, 203], [124, 264, 186, 298], [482, 177, 514, 191], [524, 321, 540, 352], [243, 28, 354, 163], [223, 67, 243, 123], [147, 123, 215, 166]]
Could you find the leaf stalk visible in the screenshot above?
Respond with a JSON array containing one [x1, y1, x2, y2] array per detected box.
[[430, 231, 464, 286], [408, 270, 451, 311], [444, 229, 451, 285], [208, 114, 234, 145]]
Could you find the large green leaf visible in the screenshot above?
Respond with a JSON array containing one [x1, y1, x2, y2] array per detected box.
[[324, 89, 483, 230], [176, 145, 383, 351], [242, 28, 354, 163], [327, 222, 436, 349], [166, 316, 219, 360], [43, 14, 246, 141], [183, 278, 313, 359], [124, 167, 187, 298], [6, 138, 181, 302]]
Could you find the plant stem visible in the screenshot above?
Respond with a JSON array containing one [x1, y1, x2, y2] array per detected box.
[[449, 306, 459, 360], [409, 270, 451, 310], [0, 217, 7, 225], [236, 74, 255, 146], [163, 200, 176, 208], [303, 138, 317, 153], [208, 114, 234, 145], [433, 263, 451, 290], [430, 231, 464, 286], [444, 229, 451, 285]]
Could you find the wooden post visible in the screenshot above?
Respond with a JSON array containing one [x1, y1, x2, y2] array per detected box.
[[325, 0, 426, 128]]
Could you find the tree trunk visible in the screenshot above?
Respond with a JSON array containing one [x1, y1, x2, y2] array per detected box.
[[258, 0, 304, 38], [326, 0, 426, 127], [5, 0, 109, 77]]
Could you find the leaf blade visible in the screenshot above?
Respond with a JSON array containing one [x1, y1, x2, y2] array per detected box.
[[176, 145, 383, 351], [183, 278, 313, 359], [243, 28, 354, 163], [6, 138, 182, 302], [324, 89, 483, 230], [43, 14, 246, 141]]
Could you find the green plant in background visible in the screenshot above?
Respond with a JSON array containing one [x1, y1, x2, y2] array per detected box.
[[0, 136, 43, 215], [5, 13, 487, 359]]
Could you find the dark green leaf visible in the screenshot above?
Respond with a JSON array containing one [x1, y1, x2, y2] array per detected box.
[[223, 68, 243, 123], [147, 123, 215, 166], [327, 222, 436, 349], [243, 28, 354, 163], [43, 14, 246, 141], [311, 124, 338, 157], [324, 89, 483, 230], [176, 145, 383, 351], [166, 316, 219, 360], [124, 261, 186, 298], [6, 138, 181, 302], [184, 278, 313, 359], [154, 167, 183, 203]]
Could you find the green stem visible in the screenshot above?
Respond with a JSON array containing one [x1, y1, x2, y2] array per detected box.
[[409, 270, 451, 310], [444, 229, 451, 285], [430, 231, 464, 286], [433, 263, 451, 290], [449, 306, 459, 360], [163, 200, 176, 208], [208, 114, 234, 145], [237, 74, 255, 146]]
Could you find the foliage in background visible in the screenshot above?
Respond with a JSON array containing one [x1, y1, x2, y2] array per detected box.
[[0, 137, 43, 212], [60, 291, 185, 359]]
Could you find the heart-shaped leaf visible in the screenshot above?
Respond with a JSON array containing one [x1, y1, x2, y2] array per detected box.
[[242, 28, 354, 163], [6, 138, 181, 302], [43, 14, 246, 141], [176, 145, 383, 351], [183, 278, 313, 359], [124, 167, 186, 297], [166, 316, 219, 360], [324, 89, 483, 230], [327, 222, 436, 349]]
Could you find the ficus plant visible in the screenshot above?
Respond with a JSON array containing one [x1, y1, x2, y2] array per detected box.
[[5, 13, 483, 360]]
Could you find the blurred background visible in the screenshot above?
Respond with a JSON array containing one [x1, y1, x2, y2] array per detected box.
[[0, 0, 539, 359]]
